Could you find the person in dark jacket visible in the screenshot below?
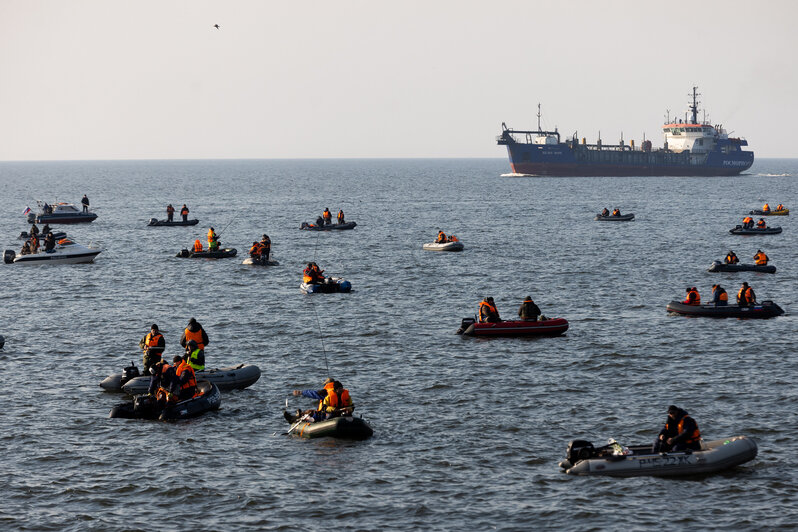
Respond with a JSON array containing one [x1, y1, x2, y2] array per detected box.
[[711, 284, 728, 306], [147, 360, 180, 409], [180, 317, 210, 351], [30, 222, 39, 237], [260, 234, 271, 261], [653, 405, 701, 452], [43, 232, 56, 252], [139, 323, 166, 375], [518, 296, 541, 321], [81, 195, 90, 213]]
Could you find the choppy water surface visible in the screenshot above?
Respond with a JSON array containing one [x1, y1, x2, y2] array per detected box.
[[1, 158, 797, 530]]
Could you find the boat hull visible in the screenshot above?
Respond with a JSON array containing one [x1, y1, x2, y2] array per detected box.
[[666, 300, 783, 318], [595, 213, 635, 221], [459, 318, 569, 337], [707, 261, 775, 273], [176, 248, 238, 258], [422, 241, 464, 251], [109, 381, 221, 420], [148, 218, 199, 226], [300, 277, 351, 293], [291, 416, 373, 440], [300, 222, 357, 231], [242, 257, 279, 266], [750, 209, 788, 216], [729, 226, 782, 235]]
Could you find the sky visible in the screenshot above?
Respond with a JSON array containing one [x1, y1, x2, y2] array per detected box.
[[1, 0, 797, 160]]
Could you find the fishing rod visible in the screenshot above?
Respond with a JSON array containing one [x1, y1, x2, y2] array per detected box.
[[215, 208, 245, 239], [310, 299, 331, 379]]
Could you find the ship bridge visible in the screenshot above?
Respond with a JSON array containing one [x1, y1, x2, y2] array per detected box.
[[662, 87, 748, 155]]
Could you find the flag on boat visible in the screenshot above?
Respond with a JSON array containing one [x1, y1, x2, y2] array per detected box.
[[23, 207, 31, 215]]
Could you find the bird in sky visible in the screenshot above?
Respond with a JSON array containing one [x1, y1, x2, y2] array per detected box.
[[213, 24, 220, 29]]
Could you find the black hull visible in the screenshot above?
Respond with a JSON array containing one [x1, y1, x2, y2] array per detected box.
[[109, 381, 221, 420], [149, 219, 199, 226], [666, 300, 784, 319], [708, 261, 776, 273]]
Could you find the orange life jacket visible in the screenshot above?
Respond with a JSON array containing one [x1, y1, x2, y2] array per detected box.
[[193, 240, 203, 252], [677, 416, 701, 444], [716, 289, 728, 302], [754, 252, 767, 265], [612, 209, 620, 216], [207, 229, 216, 242], [685, 290, 700, 305], [323, 210, 331, 221], [146, 333, 163, 348], [725, 254, 737, 264], [777, 204, 784, 211], [167, 205, 175, 214], [184, 327, 205, 350], [756, 220, 766, 228], [479, 301, 498, 321], [743, 217, 753, 224], [745, 287, 755, 303], [436, 232, 446, 243], [337, 211, 344, 223], [317, 382, 336, 411], [181, 207, 189, 215], [763, 204, 770, 212], [250, 243, 261, 255], [175, 361, 197, 395], [449, 235, 458, 242], [738, 287, 749, 305]]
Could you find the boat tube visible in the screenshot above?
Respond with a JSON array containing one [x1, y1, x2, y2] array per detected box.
[[707, 260, 776, 273], [595, 213, 635, 221], [288, 415, 373, 440], [558, 436, 757, 477], [176, 248, 237, 259], [300, 277, 352, 294], [666, 300, 784, 318], [148, 218, 199, 226], [4, 240, 102, 265], [242, 256, 280, 266], [422, 241, 464, 252], [750, 209, 789, 216], [109, 381, 221, 420], [100, 362, 261, 393], [729, 225, 782, 235], [457, 317, 569, 337], [0, 335, 4, 349], [300, 221, 357, 231]]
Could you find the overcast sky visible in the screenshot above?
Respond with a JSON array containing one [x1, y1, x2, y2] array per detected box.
[[1, 0, 796, 160]]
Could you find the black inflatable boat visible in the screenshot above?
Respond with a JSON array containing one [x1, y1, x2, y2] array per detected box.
[[176, 248, 237, 259], [594, 213, 635, 221], [666, 300, 784, 319], [707, 260, 776, 273], [109, 381, 221, 420], [729, 225, 782, 235]]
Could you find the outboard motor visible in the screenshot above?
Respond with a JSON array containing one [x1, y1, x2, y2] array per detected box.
[[27, 212, 36, 224], [566, 440, 596, 464], [176, 249, 190, 258], [0, 335, 5, 349], [3, 250, 16, 264], [133, 394, 157, 417], [148, 218, 158, 226], [456, 317, 476, 335], [120, 361, 141, 386]]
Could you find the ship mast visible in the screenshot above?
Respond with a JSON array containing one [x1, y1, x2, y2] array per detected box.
[[537, 103, 542, 132], [689, 86, 701, 124]]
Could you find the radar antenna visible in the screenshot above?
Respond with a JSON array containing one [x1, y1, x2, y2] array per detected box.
[[689, 86, 701, 124]]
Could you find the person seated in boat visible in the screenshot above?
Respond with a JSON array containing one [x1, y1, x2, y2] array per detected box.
[[260, 234, 271, 261], [683, 287, 700, 305], [315, 216, 324, 227], [173, 355, 197, 400], [249, 241, 263, 259], [737, 282, 756, 307], [303, 262, 325, 284], [436, 230, 446, 243], [337, 210, 345, 224], [447, 235, 459, 242], [286, 379, 354, 423], [601, 208, 610, 217], [166, 204, 175, 222], [741, 216, 754, 229], [611, 208, 621, 217], [756, 218, 767, 229], [322, 208, 332, 225], [478, 297, 501, 323], [654, 405, 701, 452], [139, 323, 166, 375], [754, 250, 768, 266], [193, 239, 203, 253], [181, 204, 190, 222], [777, 203, 785, 211], [762, 203, 770, 213], [208, 235, 220, 251], [147, 360, 180, 409], [711, 284, 728, 306], [724, 250, 739, 264], [19, 241, 32, 255], [518, 295, 541, 321], [43, 232, 56, 252]]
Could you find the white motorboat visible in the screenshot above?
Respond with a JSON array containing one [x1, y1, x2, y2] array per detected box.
[[422, 241, 464, 251], [559, 436, 757, 477], [4, 238, 102, 265], [27, 201, 97, 224]]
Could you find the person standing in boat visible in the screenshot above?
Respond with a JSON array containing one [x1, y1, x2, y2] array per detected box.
[[518, 296, 541, 321], [724, 250, 739, 265], [166, 204, 175, 222], [139, 324, 166, 375], [174, 355, 197, 400], [737, 282, 756, 307], [260, 234, 271, 261], [711, 284, 728, 306], [337, 210, 345, 225], [762, 203, 770, 213], [207, 227, 216, 247], [601, 207, 610, 217], [654, 405, 701, 452], [29, 233, 40, 253], [249, 241, 263, 260], [29, 222, 39, 238], [180, 204, 190, 222], [180, 317, 209, 352], [322, 208, 332, 225], [754, 250, 769, 266], [81, 195, 90, 213], [478, 297, 501, 323]]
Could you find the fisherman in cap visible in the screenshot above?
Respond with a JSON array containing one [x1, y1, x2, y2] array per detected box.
[[653, 405, 701, 452]]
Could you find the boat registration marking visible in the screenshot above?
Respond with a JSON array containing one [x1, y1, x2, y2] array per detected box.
[[637, 455, 694, 468]]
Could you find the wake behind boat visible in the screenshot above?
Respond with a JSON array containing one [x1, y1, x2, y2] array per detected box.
[[4, 239, 101, 265]]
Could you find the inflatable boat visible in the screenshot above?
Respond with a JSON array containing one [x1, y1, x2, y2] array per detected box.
[[422, 241, 464, 252], [4, 240, 102, 265], [100, 362, 261, 393], [301, 277, 352, 294], [559, 436, 757, 477], [595, 213, 635, 221], [148, 218, 199, 226], [750, 208, 788, 216], [242, 256, 279, 266], [109, 381, 221, 420], [708, 260, 776, 273], [729, 225, 782, 235], [456, 317, 569, 337], [300, 221, 357, 231], [176, 248, 237, 259], [666, 300, 784, 319], [288, 415, 373, 440]]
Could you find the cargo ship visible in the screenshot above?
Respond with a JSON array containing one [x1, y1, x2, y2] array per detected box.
[[497, 88, 753, 176]]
